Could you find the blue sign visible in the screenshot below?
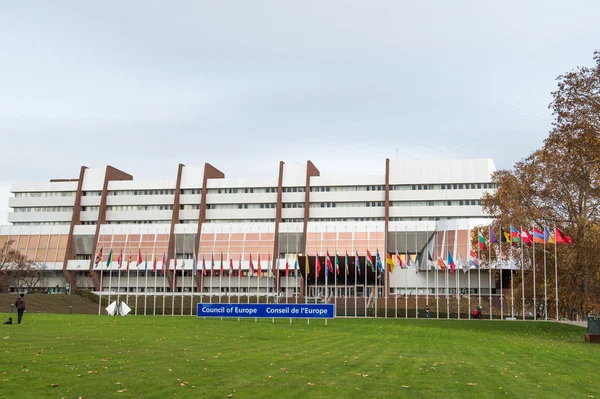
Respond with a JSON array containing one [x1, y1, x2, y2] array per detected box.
[[197, 303, 335, 319]]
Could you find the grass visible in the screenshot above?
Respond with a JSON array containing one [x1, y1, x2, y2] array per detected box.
[[0, 314, 598, 398]]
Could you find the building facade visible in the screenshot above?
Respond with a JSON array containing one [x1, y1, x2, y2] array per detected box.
[[1, 158, 497, 302]]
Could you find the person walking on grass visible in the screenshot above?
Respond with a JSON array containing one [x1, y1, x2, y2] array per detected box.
[[15, 293, 26, 324], [425, 304, 430, 319]]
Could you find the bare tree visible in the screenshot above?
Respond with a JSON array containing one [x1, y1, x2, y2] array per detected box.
[[0, 240, 42, 293]]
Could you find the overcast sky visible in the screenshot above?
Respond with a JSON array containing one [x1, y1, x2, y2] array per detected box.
[[1, 1, 599, 223]]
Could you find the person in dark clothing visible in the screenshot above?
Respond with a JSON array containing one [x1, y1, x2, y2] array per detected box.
[[425, 305, 430, 319], [15, 294, 26, 324], [477, 305, 482, 319], [3, 318, 12, 325]]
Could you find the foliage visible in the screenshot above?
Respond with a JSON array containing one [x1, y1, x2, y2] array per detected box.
[[1, 314, 598, 398], [480, 51, 600, 319], [0, 240, 43, 293]]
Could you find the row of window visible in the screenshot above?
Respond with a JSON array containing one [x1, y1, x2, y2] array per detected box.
[[206, 203, 277, 210], [204, 219, 276, 223], [282, 203, 305, 208], [309, 183, 496, 192], [208, 187, 279, 194], [11, 222, 70, 226], [14, 206, 74, 213], [13, 191, 75, 198], [391, 200, 482, 207], [310, 218, 386, 222], [82, 191, 102, 196], [81, 206, 100, 211], [108, 190, 175, 196], [281, 218, 303, 223], [106, 220, 172, 224], [180, 204, 200, 210], [107, 205, 173, 211], [181, 189, 201, 195]]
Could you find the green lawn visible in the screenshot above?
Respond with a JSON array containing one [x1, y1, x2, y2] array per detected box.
[[0, 314, 598, 398]]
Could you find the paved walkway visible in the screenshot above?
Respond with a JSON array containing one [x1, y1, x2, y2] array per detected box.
[[558, 320, 587, 327]]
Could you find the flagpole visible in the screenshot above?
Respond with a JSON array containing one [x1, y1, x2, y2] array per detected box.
[[435, 229, 439, 319], [445, 225, 449, 319], [404, 224, 408, 319], [97, 227, 110, 315], [334, 226, 339, 315], [426, 224, 429, 309], [395, 225, 398, 319], [246, 228, 251, 306], [468, 227, 471, 319], [344, 226, 347, 317], [238, 227, 243, 307], [135, 229, 141, 315], [520, 225, 525, 320], [210, 228, 215, 303], [220, 228, 224, 307], [171, 234, 176, 316], [354, 226, 357, 318], [257, 227, 261, 310], [286, 227, 289, 305], [152, 234, 157, 315], [295, 226, 299, 304], [499, 229, 504, 320], [454, 224, 458, 319], [415, 224, 419, 319], [228, 227, 232, 306], [108, 229, 116, 307], [510, 233, 514, 318], [364, 225, 367, 316], [162, 229, 168, 316], [373, 226, 377, 319], [477, 229, 481, 311], [180, 230, 186, 315], [488, 226, 492, 320], [531, 226, 538, 320], [147, 232, 155, 316], [554, 225, 559, 321], [543, 226, 548, 320]]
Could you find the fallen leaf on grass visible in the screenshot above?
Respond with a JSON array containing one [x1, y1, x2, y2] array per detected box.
[[467, 383, 477, 386], [402, 385, 410, 389], [226, 395, 233, 398], [52, 384, 59, 387], [117, 389, 127, 393]]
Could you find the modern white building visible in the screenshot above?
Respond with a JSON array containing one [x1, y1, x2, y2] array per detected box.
[[1, 158, 502, 313]]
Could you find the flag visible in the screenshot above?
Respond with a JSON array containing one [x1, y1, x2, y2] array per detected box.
[[137, 249, 143, 265], [238, 258, 242, 278], [294, 256, 298, 278], [285, 259, 289, 276], [257, 254, 263, 277], [437, 256, 447, 271], [427, 251, 433, 269], [501, 227, 510, 243], [335, 253, 340, 275], [268, 253, 273, 278], [162, 252, 167, 274], [510, 226, 521, 244], [544, 227, 555, 244], [229, 257, 234, 275], [220, 252, 224, 274], [396, 252, 403, 269], [447, 251, 456, 275], [127, 254, 132, 272], [192, 255, 197, 274], [106, 248, 113, 268], [521, 228, 533, 245], [249, 253, 255, 276], [533, 227, 545, 244], [305, 254, 310, 275], [457, 251, 468, 273], [94, 247, 103, 267], [355, 251, 361, 275], [144, 253, 148, 271], [366, 250, 375, 272], [326, 251, 333, 273], [316, 253, 321, 276], [118, 249, 123, 268], [405, 251, 412, 268], [202, 255, 207, 276], [152, 254, 157, 272], [375, 250, 384, 273], [489, 227, 498, 243], [345, 252, 349, 275], [211, 253, 215, 277], [386, 253, 395, 273], [555, 227, 572, 244], [468, 250, 479, 268], [478, 231, 487, 251]]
